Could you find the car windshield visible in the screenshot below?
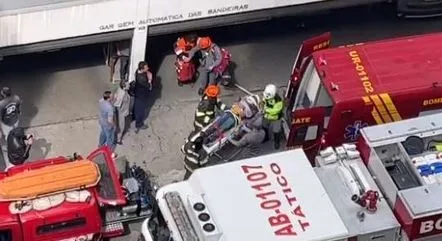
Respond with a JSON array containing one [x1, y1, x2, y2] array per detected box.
[[91, 152, 117, 200]]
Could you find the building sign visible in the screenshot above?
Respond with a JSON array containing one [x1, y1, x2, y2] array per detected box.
[[208, 5, 249, 15], [99, 21, 135, 31], [98, 4, 249, 31]]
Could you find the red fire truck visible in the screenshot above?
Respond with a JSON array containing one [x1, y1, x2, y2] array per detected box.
[[0, 147, 153, 241], [142, 113, 442, 241], [285, 31, 442, 161]]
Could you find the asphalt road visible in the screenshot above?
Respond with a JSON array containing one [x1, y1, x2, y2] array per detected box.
[[0, 2, 442, 240]]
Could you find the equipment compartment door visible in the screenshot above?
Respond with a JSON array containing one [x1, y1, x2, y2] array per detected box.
[[87, 147, 126, 206], [285, 32, 331, 117], [287, 107, 325, 161]]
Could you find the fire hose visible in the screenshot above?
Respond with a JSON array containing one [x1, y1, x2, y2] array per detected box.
[[233, 83, 254, 96]]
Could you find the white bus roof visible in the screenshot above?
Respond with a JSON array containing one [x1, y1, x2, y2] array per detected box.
[[157, 150, 348, 241]]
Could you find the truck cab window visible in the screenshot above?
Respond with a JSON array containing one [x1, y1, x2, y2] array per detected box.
[[0, 230, 11, 241], [292, 59, 333, 131], [293, 61, 316, 111], [293, 61, 333, 110], [315, 83, 333, 108], [315, 82, 333, 129]]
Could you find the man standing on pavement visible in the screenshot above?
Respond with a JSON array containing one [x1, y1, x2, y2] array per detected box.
[[133, 61, 152, 133], [0, 87, 21, 143], [113, 80, 131, 144], [99, 91, 116, 153]]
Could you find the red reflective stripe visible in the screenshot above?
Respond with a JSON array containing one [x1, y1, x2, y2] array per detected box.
[[393, 196, 414, 238]]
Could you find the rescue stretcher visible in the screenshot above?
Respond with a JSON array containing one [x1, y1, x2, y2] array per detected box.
[[182, 110, 240, 160], [0, 160, 100, 201], [182, 94, 269, 164]]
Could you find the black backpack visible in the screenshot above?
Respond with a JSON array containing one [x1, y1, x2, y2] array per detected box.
[[2, 101, 19, 125], [128, 81, 136, 97]]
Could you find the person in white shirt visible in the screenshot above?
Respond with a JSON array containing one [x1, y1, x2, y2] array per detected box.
[[113, 80, 131, 144]]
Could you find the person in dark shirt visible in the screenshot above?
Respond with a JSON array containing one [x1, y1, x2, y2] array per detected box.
[[0, 87, 21, 142], [133, 61, 152, 133], [6, 127, 34, 168]]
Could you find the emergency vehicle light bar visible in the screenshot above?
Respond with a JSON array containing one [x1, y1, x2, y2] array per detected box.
[[164, 192, 199, 241]]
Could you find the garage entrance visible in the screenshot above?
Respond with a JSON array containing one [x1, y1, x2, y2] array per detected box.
[[0, 40, 131, 128]]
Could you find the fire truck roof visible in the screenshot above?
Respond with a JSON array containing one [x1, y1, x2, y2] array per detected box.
[[312, 32, 442, 103], [157, 150, 349, 241]]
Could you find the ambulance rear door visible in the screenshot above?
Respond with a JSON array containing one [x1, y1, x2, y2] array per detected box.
[[285, 32, 331, 117]]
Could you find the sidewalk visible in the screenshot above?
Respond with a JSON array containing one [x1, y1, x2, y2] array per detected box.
[[22, 97, 202, 185]]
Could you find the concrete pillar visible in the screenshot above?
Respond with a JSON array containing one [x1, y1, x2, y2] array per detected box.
[[128, 0, 149, 82]]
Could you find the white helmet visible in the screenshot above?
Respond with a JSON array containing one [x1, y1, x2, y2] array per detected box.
[[263, 84, 277, 100]]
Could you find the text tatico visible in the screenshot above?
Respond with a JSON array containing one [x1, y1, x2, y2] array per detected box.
[[420, 217, 442, 235], [241, 163, 310, 236], [349, 50, 374, 94]]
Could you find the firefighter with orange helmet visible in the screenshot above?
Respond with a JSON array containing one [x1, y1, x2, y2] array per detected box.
[[174, 34, 198, 56], [187, 37, 224, 95], [193, 85, 226, 132]]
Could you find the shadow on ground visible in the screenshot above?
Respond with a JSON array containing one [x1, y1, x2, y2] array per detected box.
[[145, 76, 163, 121], [29, 137, 52, 160], [0, 43, 110, 128]]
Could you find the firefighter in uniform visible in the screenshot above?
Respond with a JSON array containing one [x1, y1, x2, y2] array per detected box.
[[182, 136, 207, 180], [193, 85, 226, 132], [174, 34, 198, 56], [186, 37, 224, 95], [262, 84, 284, 149]]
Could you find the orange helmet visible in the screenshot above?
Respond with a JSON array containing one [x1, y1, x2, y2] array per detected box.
[[176, 38, 186, 49], [205, 85, 220, 98], [198, 37, 212, 49]]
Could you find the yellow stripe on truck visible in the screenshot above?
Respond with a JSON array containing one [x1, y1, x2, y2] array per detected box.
[[370, 95, 392, 123], [371, 107, 384, 124], [379, 93, 402, 121], [362, 96, 371, 105]]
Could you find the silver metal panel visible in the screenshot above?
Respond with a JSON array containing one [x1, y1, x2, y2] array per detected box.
[[357, 229, 399, 241], [360, 113, 442, 147], [314, 158, 400, 238], [0, 30, 132, 57], [400, 185, 442, 217], [367, 149, 400, 208]]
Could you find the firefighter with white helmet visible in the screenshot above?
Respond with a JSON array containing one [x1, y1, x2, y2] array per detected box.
[[263, 84, 284, 149]]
